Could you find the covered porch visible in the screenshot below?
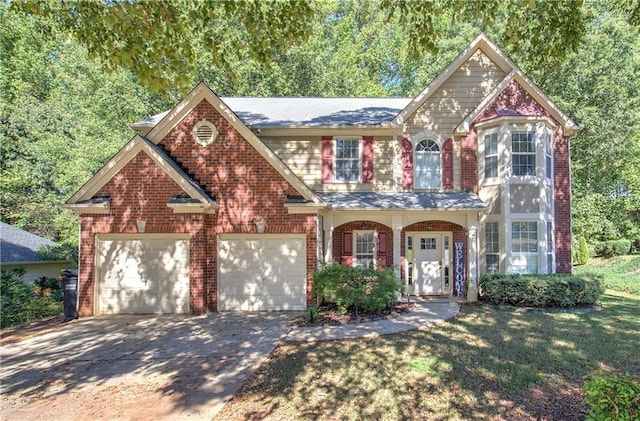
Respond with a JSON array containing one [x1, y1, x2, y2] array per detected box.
[[317, 192, 486, 301]]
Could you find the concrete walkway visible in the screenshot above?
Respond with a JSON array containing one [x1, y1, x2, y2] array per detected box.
[[286, 299, 461, 342]]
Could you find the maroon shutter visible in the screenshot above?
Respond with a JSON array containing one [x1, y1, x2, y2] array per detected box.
[[322, 136, 333, 183], [442, 138, 453, 189], [362, 136, 374, 183], [401, 137, 413, 189], [377, 231, 388, 268], [342, 231, 353, 265]]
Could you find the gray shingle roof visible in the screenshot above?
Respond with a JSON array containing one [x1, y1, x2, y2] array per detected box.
[[317, 192, 487, 210], [0, 222, 58, 264], [133, 97, 412, 129]]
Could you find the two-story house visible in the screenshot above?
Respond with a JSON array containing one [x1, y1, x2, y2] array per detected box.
[[64, 34, 580, 315]]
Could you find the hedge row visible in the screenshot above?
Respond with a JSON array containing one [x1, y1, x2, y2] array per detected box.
[[479, 274, 604, 307], [593, 239, 632, 258]]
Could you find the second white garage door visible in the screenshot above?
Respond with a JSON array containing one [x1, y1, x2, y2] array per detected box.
[[218, 235, 307, 311], [96, 235, 190, 314]]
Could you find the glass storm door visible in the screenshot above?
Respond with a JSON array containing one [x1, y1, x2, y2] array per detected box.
[[414, 234, 443, 294]]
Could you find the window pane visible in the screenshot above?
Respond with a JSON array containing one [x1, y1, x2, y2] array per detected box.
[[512, 131, 536, 177], [485, 221, 500, 274], [335, 138, 360, 182], [486, 255, 500, 274], [415, 145, 441, 188], [354, 231, 375, 269], [485, 133, 498, 155], [485, 156, 498, 178]]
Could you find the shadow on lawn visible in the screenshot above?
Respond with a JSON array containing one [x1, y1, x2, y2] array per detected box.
[[221, 292, 640, 420]]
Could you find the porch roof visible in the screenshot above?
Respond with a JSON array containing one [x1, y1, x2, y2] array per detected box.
[[317, 192, 486, 211]]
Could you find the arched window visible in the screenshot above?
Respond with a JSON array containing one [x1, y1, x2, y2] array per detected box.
[[414, 140, 441, 188]]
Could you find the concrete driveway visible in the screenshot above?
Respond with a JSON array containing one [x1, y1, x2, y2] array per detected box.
[[0, 312, 297, 420]]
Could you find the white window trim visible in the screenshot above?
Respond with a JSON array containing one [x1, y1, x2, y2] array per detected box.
[[484, 221, 501, 274], [353, 230, 377, 269], [510, 220, 540, 275], [411, 130, 444, 190], [333, 137, 362, 183], [478, 126, 502, 186]]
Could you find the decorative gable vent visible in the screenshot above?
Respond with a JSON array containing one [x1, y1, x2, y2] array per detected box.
[[192, 120, 218, 147]]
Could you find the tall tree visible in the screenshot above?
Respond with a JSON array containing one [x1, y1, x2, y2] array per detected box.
[[543, 3, 640, 244], [0, 5, 168, 246]]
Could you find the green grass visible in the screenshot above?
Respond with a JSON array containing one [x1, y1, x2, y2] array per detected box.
[[216, 291, 640, 421], [574, 255, 640, 294]]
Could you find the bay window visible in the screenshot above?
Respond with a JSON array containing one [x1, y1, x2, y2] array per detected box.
[[512, 221, 538, 274]]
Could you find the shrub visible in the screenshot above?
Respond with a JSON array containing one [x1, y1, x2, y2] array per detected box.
[[0, 269, 63, 329], [478, 274, 604, 307], [313, 263, 401, 315], [33, 276, 63, 301], [573, 236, 589, 265], [583, 371, 640, 421], [594, 239, 632, 258]]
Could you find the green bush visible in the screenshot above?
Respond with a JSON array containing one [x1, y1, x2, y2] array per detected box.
[[313, 263, 401, 314], [573, 236, 590, 265], [594, 239, 632, 258], [478, 274, 604, 307], [1, 269, 63, 329], [583, 371, 640, 421]]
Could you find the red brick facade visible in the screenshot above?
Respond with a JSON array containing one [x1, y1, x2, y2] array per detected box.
[[78, 99, 317, 315], [553, 126, 572, 273]]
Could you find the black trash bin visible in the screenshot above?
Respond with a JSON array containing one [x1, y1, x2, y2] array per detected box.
[[59, 269, 79, 322]]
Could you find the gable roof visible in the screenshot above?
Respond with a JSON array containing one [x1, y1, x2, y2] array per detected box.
[[143, 82, 320, 203], [132, 34, 579, 137], [65, 135, 215, 209], [0, 222, 66, 264], [454, 69, 581, 135], [132, 97, 412, 130], [392, 33, 580, 134]]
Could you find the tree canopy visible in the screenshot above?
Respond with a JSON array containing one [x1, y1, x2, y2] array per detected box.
[[15, 0, 639, 95]]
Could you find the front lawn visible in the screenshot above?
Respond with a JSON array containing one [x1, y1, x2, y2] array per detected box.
[[216, 290, 640, 420], [574, 255, 640, 295]]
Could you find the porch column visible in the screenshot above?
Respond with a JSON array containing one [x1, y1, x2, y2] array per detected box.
[[467, 223, 479, 302], [323, 213, 334, 263], [392, 214, 403, 281]]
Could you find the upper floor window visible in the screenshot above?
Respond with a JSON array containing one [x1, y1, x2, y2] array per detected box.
[[545, 131, 553, 180], [414, 140, 441, 188], [511, 131, 536, 177], [484, 133, 499, 179], [334, 138, 360, 182]]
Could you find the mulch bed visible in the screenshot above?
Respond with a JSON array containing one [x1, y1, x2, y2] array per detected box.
[[292, 301, 416, 327]]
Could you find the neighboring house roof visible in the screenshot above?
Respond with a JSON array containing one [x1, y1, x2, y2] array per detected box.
[[0, 222, 61, 264], [318, 192, 486, 211]]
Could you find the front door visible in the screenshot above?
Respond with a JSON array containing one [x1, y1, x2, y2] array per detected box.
[[414, 234, 443, 295]]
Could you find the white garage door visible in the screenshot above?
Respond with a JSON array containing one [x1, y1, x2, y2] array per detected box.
[[218, 235, 306, 311], [96, 235, 190, 314]]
